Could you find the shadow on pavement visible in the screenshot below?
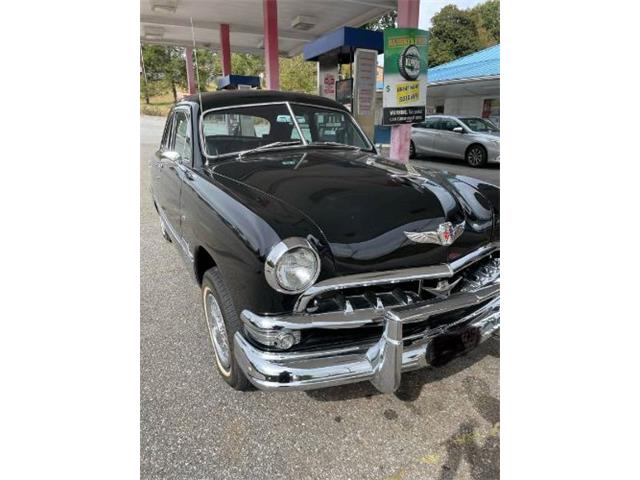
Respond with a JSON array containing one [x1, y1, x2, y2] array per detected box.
[[305, 337, 499, 403], [437, 375, 500, 480]]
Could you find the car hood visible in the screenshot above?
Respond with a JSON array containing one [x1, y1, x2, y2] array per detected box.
[[210, 148, 496, 275]]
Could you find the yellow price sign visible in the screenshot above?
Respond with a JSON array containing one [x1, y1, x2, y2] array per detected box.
[[396, 82, 420, 105]]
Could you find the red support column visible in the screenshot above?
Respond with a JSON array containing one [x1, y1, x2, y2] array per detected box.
[[263, 0, 280, 90], [390, 0, 420, 163], [220, 24, 232, 76], [185, 47, 197, 95]]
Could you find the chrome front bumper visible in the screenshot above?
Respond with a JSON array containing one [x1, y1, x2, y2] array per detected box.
[[234, 282, 500, 393]]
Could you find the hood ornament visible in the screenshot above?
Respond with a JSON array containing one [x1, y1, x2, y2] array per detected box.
[[404, 221, 465, 246]]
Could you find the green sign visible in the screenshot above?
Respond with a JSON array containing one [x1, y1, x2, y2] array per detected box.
[[382, 28, 429, 125]]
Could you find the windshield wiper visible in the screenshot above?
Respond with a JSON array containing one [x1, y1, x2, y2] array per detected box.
[[308, 141, 360, 150], [238, 141, 302, 158]]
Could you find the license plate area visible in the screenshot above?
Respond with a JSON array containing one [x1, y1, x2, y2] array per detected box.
[[427, 325, 481, 366]]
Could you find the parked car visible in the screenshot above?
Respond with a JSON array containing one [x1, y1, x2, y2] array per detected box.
[[151, 90, 500, 393], [410, 115, 500, 167]]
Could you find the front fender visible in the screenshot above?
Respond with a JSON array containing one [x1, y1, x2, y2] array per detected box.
[[181, 169, 334, 314]]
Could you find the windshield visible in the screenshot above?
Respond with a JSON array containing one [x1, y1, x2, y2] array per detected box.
[[201, 102, 372, 158], [459, 117, 499, 133]]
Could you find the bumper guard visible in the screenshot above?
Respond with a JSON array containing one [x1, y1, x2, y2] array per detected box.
[[234, 283, 499, 393]]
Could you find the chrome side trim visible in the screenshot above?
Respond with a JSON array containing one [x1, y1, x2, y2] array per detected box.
[[293, 242, 499, 313], [157, 205, 193, 262]]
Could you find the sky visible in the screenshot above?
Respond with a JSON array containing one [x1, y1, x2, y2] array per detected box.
[[378, 0, 487, 66], [418, 0, 486, 29]]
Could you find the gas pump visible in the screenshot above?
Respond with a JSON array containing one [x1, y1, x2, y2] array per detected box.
[[303, 27, 383, 141]]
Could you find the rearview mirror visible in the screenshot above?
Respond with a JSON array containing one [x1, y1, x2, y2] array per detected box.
[[161, 151, 182, 163], [452, 126, 464, 133]]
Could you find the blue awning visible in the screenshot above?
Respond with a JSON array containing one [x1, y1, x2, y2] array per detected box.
[[427, 44, 500, 84]]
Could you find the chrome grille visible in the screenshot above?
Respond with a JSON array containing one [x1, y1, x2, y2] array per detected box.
[[304, 253, 499, 316]]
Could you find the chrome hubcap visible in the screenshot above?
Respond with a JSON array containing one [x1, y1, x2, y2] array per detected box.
[[468, 148, 483, 166], [204, 289, 231, 373]]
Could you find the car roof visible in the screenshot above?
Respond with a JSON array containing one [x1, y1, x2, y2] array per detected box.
[[178, 89, 349, 113]]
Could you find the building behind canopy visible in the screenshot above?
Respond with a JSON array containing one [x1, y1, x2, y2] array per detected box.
[[426, 44, 500, 127]]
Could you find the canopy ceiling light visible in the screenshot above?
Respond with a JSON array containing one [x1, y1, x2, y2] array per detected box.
[[291, 15, 316, 31], [150, 0, 177, 14], [143, 26, 165, 41]]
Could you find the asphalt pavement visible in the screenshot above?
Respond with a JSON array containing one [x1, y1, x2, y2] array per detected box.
[[140, 115, 500, 480]]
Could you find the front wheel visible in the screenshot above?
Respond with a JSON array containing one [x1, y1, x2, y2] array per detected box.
[[409, 140, 416, 159], [466, 145, 487, 167], [201, 268, 252, 391]]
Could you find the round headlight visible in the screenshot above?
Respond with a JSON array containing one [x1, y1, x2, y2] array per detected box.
[[265, 238, 321, 294]]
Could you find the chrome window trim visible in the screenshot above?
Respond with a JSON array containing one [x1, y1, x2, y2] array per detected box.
[[285, 102, 308, 146], [170, 105, 193, 166], [293, 242, 499, 312], [198, 101, 375, 161]]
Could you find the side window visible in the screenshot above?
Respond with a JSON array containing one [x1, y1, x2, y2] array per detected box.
[[423, 118, 438, 129], [171, 111, 192, 164], [161, 114, 174, 149], [442, 119, 461, 131]]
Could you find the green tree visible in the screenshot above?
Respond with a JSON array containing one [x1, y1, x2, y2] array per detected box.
[[140, 45, 167, 103], [140, 45, 221, 102], [231, 53, 264, 78], [470, 0, 500, 47], [428, 5, 481, 67], [280, 55, 316, 93], [194, 48, 220, 91], [361, 11, 397, 31]]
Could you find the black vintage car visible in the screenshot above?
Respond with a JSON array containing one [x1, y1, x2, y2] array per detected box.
[[151, 90, 499, 393]]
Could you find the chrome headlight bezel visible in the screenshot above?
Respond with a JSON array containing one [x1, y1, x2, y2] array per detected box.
[[264, 237, 321, 294]]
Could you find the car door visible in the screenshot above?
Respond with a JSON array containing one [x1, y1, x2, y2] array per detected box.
[[435, 118, 469, 159], [158, 108, 193, 237], [411, 117, 439, 155]]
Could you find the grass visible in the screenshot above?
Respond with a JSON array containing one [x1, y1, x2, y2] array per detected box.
[[140, 84, 218, 116], [140, 92, 179, 117]]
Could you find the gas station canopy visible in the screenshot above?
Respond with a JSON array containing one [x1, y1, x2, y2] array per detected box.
[[140, 0, 395, 57]]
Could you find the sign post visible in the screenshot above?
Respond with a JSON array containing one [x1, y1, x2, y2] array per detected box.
[[382, 28, 428, 161], [353, 48, 378, 140]]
